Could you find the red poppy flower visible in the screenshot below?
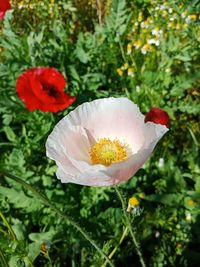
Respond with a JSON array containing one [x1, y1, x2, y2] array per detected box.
[[16, 67, 76, 112], [0, 0, 11, 20], [145, 107, 169, 128]]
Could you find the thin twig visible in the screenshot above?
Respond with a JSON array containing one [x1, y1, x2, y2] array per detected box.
[[96, 0, 102, 25]]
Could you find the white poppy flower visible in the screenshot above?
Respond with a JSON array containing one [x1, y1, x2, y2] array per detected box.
[[46, 98, 169, 186]]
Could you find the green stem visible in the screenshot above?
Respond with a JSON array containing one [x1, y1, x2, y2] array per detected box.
[[118, 37, 127, 62], [0, 210, 17, 241], [109, 226, 128, 259], [114, 186, 146, 267], [46, 253, 53, 267], [0, 228, 8, 235], [0, 171, 114, 267], [0, 248, 9, 267], [102, 226, 128, 267], [0, 209, 34, 267]]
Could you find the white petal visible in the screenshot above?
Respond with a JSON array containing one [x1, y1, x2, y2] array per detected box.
[[46, 125, 96, 177], [142, 122, 169, 149], [56, 166, 77, 184], [46, 137, 80, 176], [46, 97, 169, 187], [101, 122, 169, 185], [68, 166, 112, 186], [60, 97, 145, 153]]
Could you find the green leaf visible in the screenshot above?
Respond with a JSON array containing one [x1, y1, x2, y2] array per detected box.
[[29, 229, 56, 243], [75, 47, 90, 64], [106, 0, 128, 35], [145, 193, 183, 206], [3, 126, 17, 143], [0, 186, 42, 212]]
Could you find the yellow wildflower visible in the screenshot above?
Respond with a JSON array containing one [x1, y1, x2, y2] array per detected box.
[[141, 43, 152, 54], [189, 14, 197, 20], [127, 68, 135, 77], [138, 193, 145, 199], [183, 23, 187, 28], [187, 199, 195, 206], [121, 63, 129, 70], [129, 197, 139, 206], [163, 10, 168, 17], [176, 23, 181, 30], [168, 22, 173, 28], [127, 196, 140, 212], [138, 12, 143, 22], [133, 40, 142, 49], [117, 68, 123, 76], [127, 43, 132, 55], [152, 27, 161, 35], [181, 11, 188, 18]]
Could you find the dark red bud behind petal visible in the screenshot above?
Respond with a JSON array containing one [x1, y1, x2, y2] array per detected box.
[[145, 107, 170, 128]]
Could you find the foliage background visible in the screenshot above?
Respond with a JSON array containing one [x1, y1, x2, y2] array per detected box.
[[0, 0, 199, 266]]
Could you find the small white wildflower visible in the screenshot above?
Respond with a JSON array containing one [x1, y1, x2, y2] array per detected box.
[[136, 86, 140, 93], [141, 49, 147, 55], [147, 39, 160, 46], [147, 39, 155, 44], [155, 231, 160, 238], [160, 5, 166, 10], [18, 4, 26, 9], [152, 28, 163, 36], [152, 29, 158, 35], [141, 22, 148, 28], [158, 158, 164, 168], [181, 11, 188, 18], [168, 8, 173, 14], [185, 16, 190, 23], [185, 211, 192, 221]]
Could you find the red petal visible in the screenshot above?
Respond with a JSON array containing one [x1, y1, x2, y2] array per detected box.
[[39, 67, 66, 92], [0, 0, 11, 20], [16, 70, 43, 111], [16, 67, 75, 112], [145, 107, 169, 128], [40, 94, 76, 112]]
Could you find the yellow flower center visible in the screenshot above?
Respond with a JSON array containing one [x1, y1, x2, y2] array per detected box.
[[90, 138, 128, 166], [129, 197, 139, 207], [187, 199, 195, 206]]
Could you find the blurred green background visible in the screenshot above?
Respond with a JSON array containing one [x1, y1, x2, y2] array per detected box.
[[0, 0, 199, 266]]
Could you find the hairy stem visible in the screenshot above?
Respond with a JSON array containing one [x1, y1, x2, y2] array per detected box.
[[0, 171, 114, 267], [114, 186, 146, 267]]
